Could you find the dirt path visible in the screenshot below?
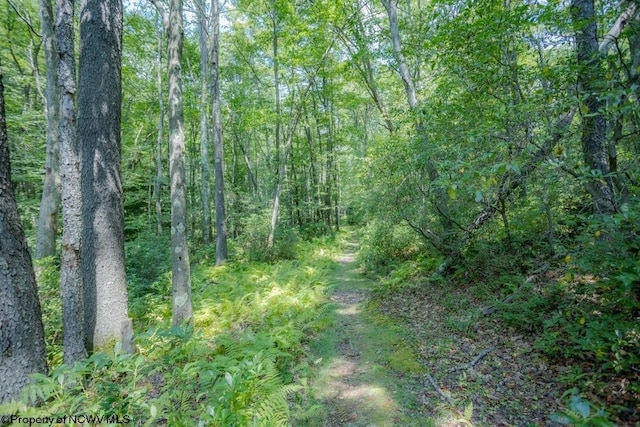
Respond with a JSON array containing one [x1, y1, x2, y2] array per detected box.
[[307, 241, 424, 426], [306, 237, 564, 427]]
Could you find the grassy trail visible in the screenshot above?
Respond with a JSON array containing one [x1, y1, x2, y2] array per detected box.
[[306, 236, 427, 426]]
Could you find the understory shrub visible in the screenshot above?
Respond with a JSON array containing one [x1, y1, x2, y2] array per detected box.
[[6, 237, 338, 425], [299, 221, 334, 241], [494, 204, 640, 419], [357, 219, 422, 273], [238, 210, 298, 262]]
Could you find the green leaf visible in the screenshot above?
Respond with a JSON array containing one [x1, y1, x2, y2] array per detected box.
[[474, 190, 483, 203], [570, 394, 590, 418]]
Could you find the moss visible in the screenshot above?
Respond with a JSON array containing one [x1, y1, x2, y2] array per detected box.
[[388, 346, 425, 375]]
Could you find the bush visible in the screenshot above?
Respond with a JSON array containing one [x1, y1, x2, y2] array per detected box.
[[299, 221, 334, 241], [238, 210, 299, 262], [357, 219, 422, 273]]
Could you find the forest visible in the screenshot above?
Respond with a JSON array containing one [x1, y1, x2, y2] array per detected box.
[[0, 0, 639, 425]]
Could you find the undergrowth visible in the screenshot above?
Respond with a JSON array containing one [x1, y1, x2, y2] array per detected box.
[[361, 207, 639, 424], [2, 236, 341, 426]]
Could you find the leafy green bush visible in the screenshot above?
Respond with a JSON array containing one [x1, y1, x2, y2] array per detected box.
[[357, 219, 422, 273], [299, 221, 334, 241], [238, 211, 299, 262], [125, 231, 172, 290]]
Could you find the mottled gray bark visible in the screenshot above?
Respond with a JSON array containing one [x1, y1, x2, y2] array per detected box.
[[197, 0, 212, 245], [0, 61, 48, 403], [152, 0, 193, 325], [155, 15, 164, 236], [211, 0, 227, 264], [571, 0, 616, 214], [78, 0, 131, 350], [55, 0, 86, 362], [35, 0, 60, 260]]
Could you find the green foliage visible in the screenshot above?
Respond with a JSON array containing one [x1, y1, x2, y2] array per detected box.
[[125, 231, 172, 287], [299, 221, 334, 241], [551, 391, 615, 427], [238, 210, 299, 262], [15, 237, 338, 425], [34, 257, 63, 367], [357, 219, 423, 273]]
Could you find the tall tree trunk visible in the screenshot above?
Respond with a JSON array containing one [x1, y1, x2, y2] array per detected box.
[[211, 0, 227, 264], [35, 0, 60, 260], [155, 14, 164, 236], [78, 0, 131, 350], [56, 0, 86, 362], [153, 0, 193, 325], [0, 60, 48, 403], [197, 0, 212, 245], [271, 8, 281, 181], [571, 0, 616, 214], [381, 0, 453, 241]]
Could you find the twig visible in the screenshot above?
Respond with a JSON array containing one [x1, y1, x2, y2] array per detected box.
[[426, 373, 455, 406], [469, 347, 492, 368], [450, 348, 493, 373]]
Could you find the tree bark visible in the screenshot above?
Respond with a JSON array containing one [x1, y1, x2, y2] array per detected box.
[[35, 0, 60, 260], [56, 0, 86, 362], [155, 14, 164, 236], [78, 0, 131, 350], [0, 60, 47, 403], [211, 0, 228, 264], [197, 0, 212, 245], [571, 0, 616, 214], [152, 0, 193, 326]]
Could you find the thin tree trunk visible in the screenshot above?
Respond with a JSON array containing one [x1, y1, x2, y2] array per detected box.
[[78, 0, 131, 350], [571, 0, 616, 214], [197, 0, 212, 245], [0, 60, 48, 404], [56, 0, 86, 362], [381, 0, 453, 240], [153, 0, 193, 325], [155, 14, 164, 236], [35, 0, 60, 260], [272, 10, 281, 181], [211, 0, 227, 264]]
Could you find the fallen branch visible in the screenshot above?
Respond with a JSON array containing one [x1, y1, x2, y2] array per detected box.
[[449, 347, 493, 373], [426, 373, 456, 406]]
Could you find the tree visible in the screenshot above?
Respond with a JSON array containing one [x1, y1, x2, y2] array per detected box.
[[153, 0, 193, 325], [155, 13, 164, 236], [570, 0, 616, 214], [34, 0, 60, 260], [78, 0, 132, 350], [381, 0, 453, 250], [211, 0, 228, 264], [56, 0, 86, 362], [0, 60, 47, 403], [196, 0, 212, 245]]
